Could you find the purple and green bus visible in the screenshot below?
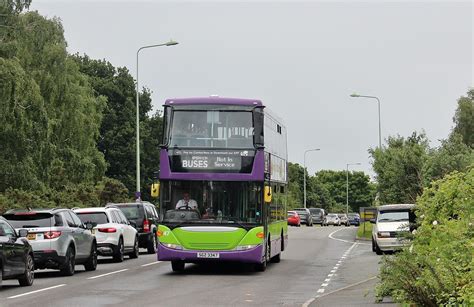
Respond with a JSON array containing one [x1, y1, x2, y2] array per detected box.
[[155, 97, 288, 272]]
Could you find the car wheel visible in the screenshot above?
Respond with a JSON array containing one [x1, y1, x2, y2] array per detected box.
[[113, 238, 125, 262], [147, 232, 157, 254], [171, 261, 185, 272], [374, 240, 383, 255], [372, 238, 376, 252], [129, 237, 139, 259], [18, 253, 34, 286], [84, 242, 98, 271], [60, 246, 75, 276]]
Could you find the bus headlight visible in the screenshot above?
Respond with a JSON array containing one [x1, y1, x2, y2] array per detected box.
[[163, 243, 183, 250], [235, 245, 258, 251]]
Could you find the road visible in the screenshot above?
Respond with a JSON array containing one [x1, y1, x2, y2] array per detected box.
[[0, 226, 390, 306]]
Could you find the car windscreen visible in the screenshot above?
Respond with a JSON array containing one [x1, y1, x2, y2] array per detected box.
[[327, 214, 337, 218], [378, 210, 410, 222], [308, 209, 322, 214], [76, 212, 108, 225], [117, 205, 144, 221], [287, 212, 295, 217], [4, 213, 61, 228]]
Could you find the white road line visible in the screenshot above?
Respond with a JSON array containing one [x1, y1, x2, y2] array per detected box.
[[330, 269, 336, 273], [301, 297, 316, 307], [328, 227, 370, 245], [87, 269, 128, 280], [327, 274, 334, 277], [8, 284, 66, 299], [141, 261, 162, 267], [321, 283, 328, 287], [324, 278, 330, 282], [317, 289, 325, 293]]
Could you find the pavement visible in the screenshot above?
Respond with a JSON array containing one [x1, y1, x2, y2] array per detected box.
[[0, 226, 396, 306]]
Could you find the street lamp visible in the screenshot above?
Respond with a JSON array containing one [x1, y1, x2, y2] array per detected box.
[[350, 93, 382, 149], [346, 162, 361, 215], [303, 148, 321, 208], [135, 39, 178, 200]]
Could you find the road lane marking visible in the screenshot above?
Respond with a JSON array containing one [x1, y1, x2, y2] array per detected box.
[[328, 227, 370, 245], [8, 284, 66, 299], [313, 276, 377, 300], [141, 261, 162, 267], [303, 242, 358, 307], [87, 269, 128, 280]]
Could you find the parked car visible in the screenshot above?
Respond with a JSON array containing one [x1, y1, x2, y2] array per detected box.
[[324, 213, 341, 226], [347, 213, 360, 226], [338, 214, 350, 226], [287, 211, 301, 227], [293, 208, 313, 226], [308, 208, 326, 226], [371, 204, 416, 255], [3, 209, 97, 276], [109, 202, 159, 254], [0, 217, 34, 287], [74, 207, 139, 262]]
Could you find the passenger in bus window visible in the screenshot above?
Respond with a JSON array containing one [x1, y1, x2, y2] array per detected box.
[[175, 192, 198, 210]]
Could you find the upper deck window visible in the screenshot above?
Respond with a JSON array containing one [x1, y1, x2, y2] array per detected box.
[[169, 110, 254, 149]]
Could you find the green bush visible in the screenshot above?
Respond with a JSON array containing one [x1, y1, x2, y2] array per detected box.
[[376, 168, 474, 305], [0, 177, 131, 214]]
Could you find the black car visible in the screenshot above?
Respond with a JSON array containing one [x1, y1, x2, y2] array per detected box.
[[108, 202, 159, 254], [347, 213, 361, 226], [0, 217, 34, 287], [308, 208, 326, 226]]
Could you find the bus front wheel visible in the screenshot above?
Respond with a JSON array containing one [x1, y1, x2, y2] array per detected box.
[[171, 261, 185, 272]]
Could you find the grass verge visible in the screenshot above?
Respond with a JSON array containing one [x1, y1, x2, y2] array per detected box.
[[356, 222, 372, 240]]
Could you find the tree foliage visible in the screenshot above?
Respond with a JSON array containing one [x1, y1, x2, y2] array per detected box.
[[452, 88, 474, 148], [287, 163, 375, 212], [72, 54, 162, 199], [370, 132, 429, 204], [1, 8, 106, 193], [376, 168, 474, 305]]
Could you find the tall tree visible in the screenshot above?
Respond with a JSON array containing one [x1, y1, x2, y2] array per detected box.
[[452, 88, 474, 148], [73, 55, 160, 198], [1, 9, 106, 192], [370, 132, 429, 204]]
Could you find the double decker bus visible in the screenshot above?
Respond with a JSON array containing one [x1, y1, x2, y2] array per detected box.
[[155, 97, 288, 272]]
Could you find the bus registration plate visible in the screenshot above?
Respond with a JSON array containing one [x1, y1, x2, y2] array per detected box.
[[197, 252, 220, 259]]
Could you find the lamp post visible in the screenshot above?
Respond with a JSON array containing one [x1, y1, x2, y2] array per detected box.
[[136, 40, 178, 200], [346, 162, 361, 215], [350, 93, 382, 149], [303, 148, 321, 208]]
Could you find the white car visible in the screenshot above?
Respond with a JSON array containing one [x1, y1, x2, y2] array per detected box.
[[371, 204, 415, 255], [74, 207, 139, 262]]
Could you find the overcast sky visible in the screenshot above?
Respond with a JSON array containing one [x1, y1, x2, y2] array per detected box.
[[31, 0, 473, 178]]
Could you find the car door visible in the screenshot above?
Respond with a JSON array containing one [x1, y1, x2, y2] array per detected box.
[[0, 220, 24, 276], [116, 210, 134, 247], [63, 212, 87, 258], [70, 211, 93, 257]]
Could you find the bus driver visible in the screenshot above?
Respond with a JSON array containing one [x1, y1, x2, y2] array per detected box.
[[175, 192, 198, 210]]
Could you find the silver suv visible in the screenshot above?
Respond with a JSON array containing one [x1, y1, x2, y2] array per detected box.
[[3, 208, 98, 276]]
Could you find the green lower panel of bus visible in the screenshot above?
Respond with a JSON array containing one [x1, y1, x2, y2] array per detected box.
[[158, 225, 264, 250]]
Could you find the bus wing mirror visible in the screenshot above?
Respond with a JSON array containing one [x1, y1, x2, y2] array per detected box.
[[151, 183, 160, 198], [264, 186, 272, 203]]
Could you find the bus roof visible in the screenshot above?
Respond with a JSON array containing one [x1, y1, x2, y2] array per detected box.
[[164, 97, 263, 107]]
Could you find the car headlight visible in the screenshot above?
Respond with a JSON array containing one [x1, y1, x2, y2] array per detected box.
[[377, 232, 391, 238], [235, 245, 258, 251], [163, 243, 183, 250]]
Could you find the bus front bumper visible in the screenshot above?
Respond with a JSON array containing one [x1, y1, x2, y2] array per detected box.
[[157, 243, 263, 264]]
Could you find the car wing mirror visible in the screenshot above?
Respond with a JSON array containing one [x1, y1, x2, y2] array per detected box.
[[18, 229, 28, 238], [84, 222, 94, 230], [369, 218, 376, 224], [129, 220, 137, 228]]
